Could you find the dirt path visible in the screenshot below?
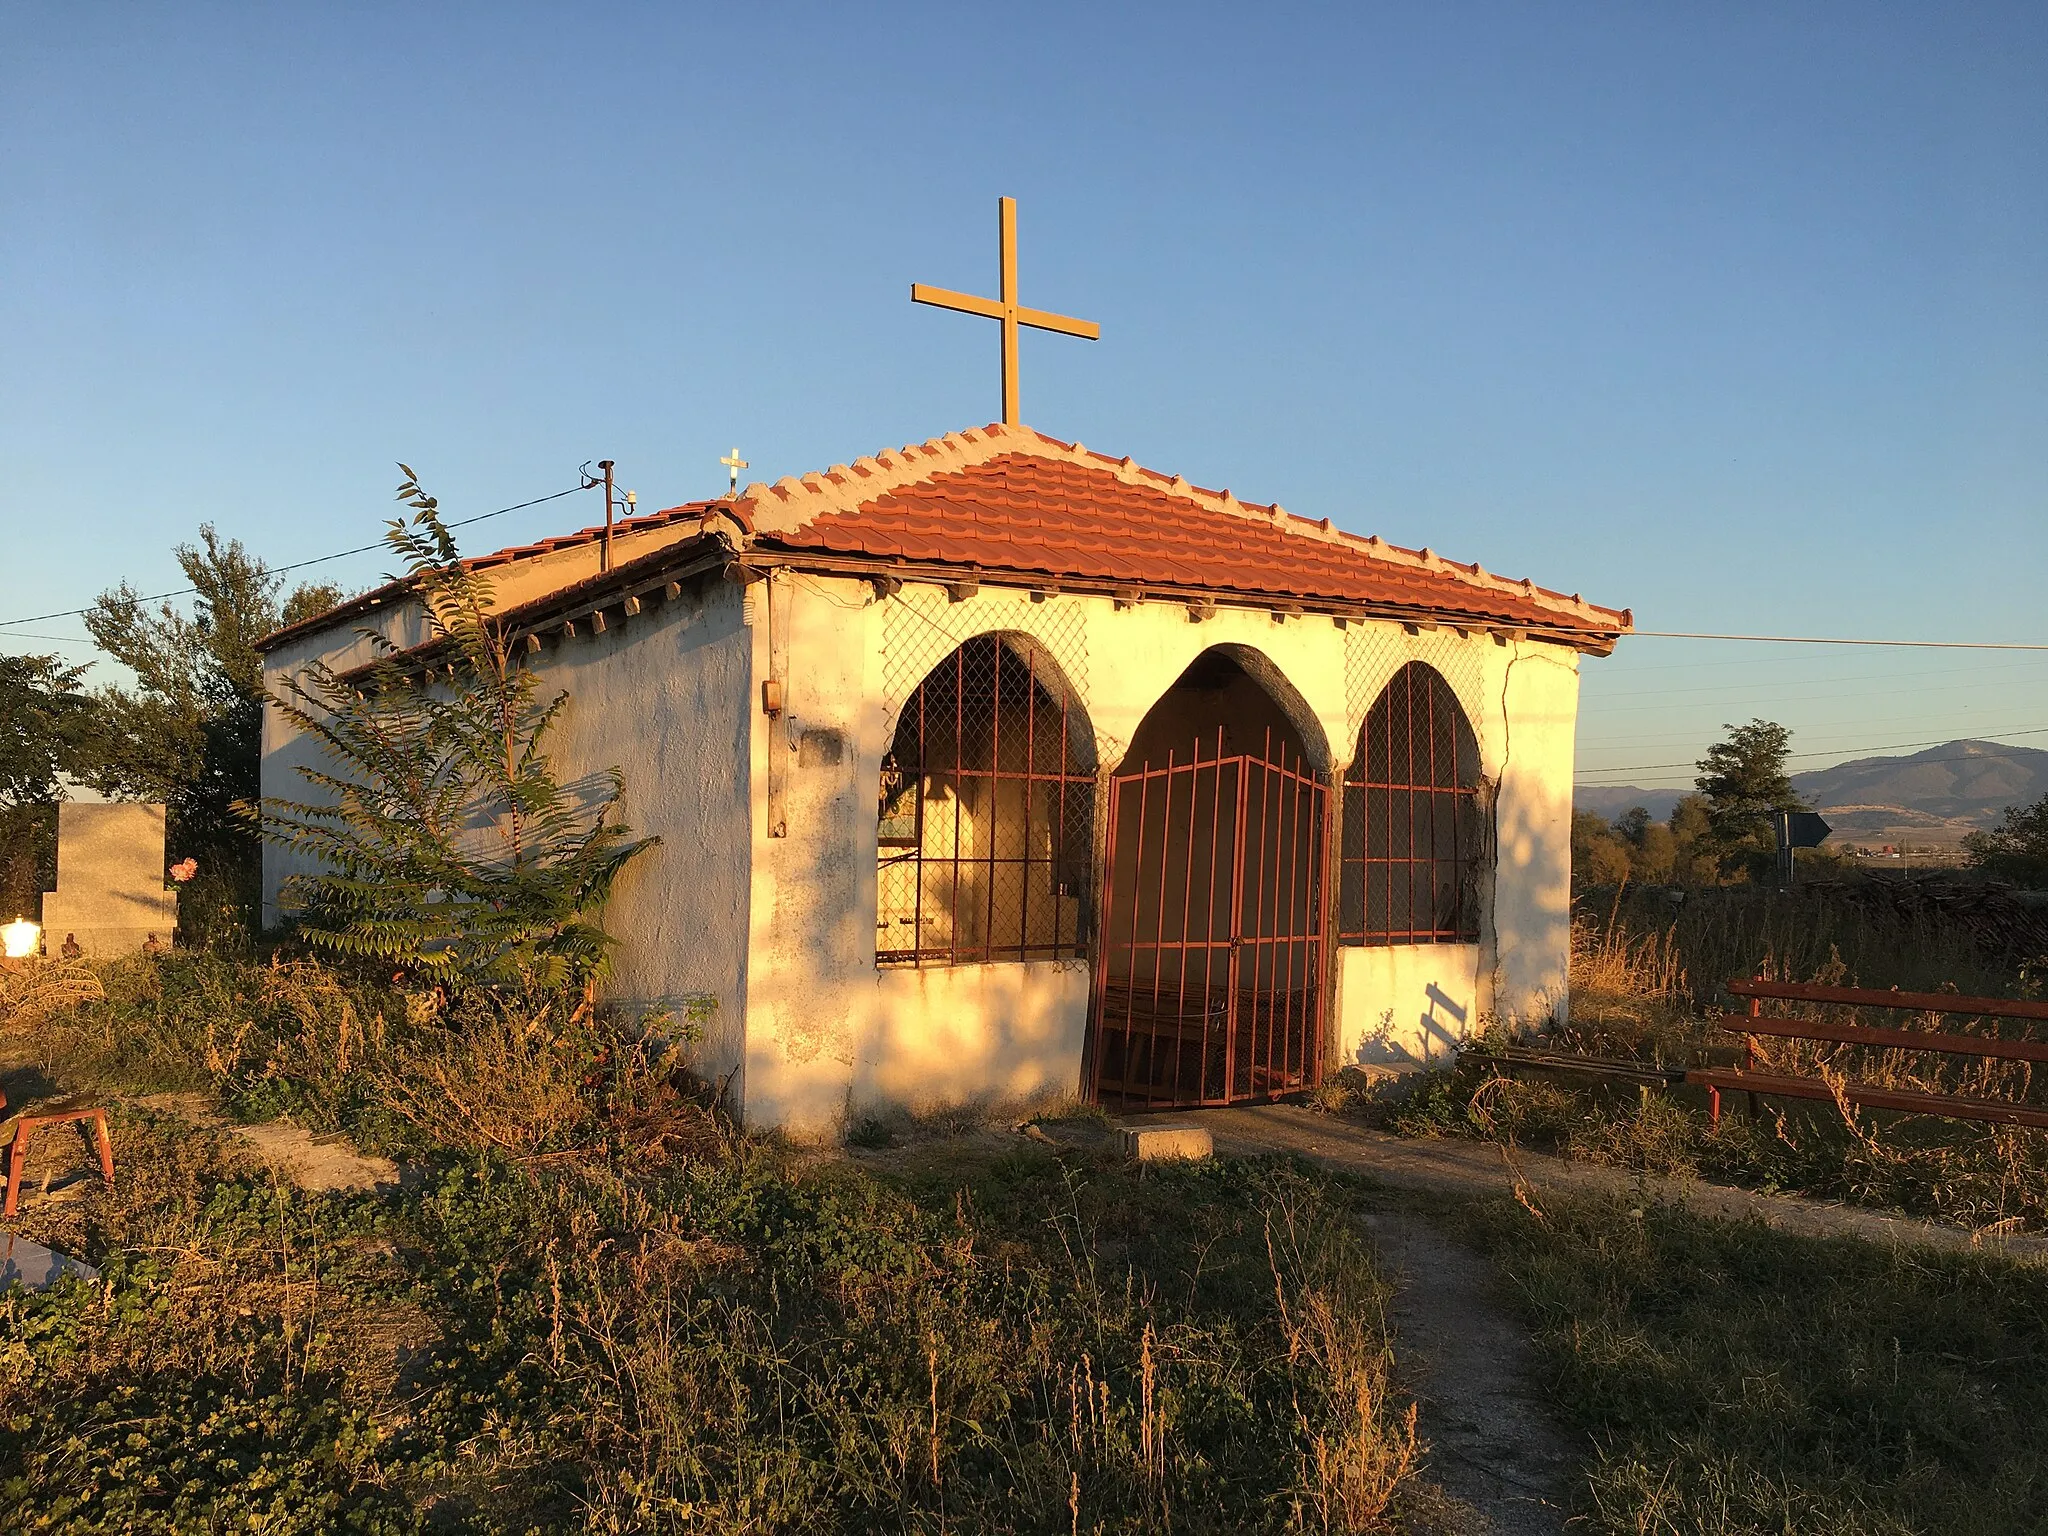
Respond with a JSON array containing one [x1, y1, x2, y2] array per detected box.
[[141, 1092, 399, 1193], [1365, 1209, 1573, 1536], [1192, 1103, 2048, 1261]]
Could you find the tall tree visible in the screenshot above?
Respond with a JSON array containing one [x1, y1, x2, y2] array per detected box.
[[81, 527, 338, 933], [1695, 719, 1803, 878], [1615, 804, 1679, 885], [1571, 810, 1632, 889], [282, 582, 345, 628], [1963, 795, 2048, 886], [1666, 794, 1721, 885], [0, 653, 92, 916], [263, 469, 656, 992]]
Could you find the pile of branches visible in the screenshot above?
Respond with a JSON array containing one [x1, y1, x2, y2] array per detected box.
[[1805, 876, 2048, 971]]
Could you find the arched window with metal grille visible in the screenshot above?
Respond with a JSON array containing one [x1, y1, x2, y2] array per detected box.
[[877, 633, 1096, 967], [1339, 661, 1485, 945]]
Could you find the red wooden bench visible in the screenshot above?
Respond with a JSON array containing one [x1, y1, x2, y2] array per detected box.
[[0, 1087, 115, 1219], [1684, 978, 2048, 1131]]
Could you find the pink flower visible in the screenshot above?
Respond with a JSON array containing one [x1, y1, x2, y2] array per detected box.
[[169, 858, 199, 884]]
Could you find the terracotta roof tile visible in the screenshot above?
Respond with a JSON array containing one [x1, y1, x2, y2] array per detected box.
[[743, 427, 1629, 635], [261, 422, 1629, 653]]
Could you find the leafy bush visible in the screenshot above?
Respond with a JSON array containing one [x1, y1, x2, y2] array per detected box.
[[264, 469, 655, 993], [1963, 792, 2048, 886]]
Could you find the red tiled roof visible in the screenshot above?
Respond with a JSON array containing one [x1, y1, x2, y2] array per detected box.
[[256, 499, 735, 652], [459, 501, 730, 572], [261, 423, 1628, 651], [740, 425, 1628, 636]]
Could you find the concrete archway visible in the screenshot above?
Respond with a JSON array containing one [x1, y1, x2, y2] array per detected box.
[[1118, 642, 1330, 777], [876, 631, 1097, 967], [1090, 646, 1329, 1108]]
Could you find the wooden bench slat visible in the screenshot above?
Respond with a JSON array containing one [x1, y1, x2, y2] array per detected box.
[[1727, 979, 2048, 1021], [1684, 1067, 2048, 1130], [1736, 1015, 2048, 1064]]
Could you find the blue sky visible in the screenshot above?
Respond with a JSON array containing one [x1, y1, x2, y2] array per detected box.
[[3, 3, 2044, 791]]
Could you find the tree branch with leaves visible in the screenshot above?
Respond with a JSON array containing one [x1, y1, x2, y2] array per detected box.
[[262, 468, 657, 992], [1695, 718, 1806, 880]]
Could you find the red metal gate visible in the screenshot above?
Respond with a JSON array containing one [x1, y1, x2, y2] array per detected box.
[[1090, 729, 1328, 1107]]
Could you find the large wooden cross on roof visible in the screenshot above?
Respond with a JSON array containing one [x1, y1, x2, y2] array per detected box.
[[912, 196, 1099, 427]]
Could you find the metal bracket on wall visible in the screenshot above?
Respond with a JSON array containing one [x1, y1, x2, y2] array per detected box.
[[763, 574, 788, 838]]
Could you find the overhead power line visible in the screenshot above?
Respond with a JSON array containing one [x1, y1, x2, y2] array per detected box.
[[1584, 656, 2048, 703], [1613, 629, 2048, 652], [0, 483, 591, 633], [1577, 727, 2048, 784]]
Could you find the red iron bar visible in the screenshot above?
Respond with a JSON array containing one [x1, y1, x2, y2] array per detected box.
[[1341, 662, 1483, 945], [1090, 728, 1327, 1109], [879, 634, 1094, 966]]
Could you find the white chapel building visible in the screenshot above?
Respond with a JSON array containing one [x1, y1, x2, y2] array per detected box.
[[260, 424, 1629, 1136]]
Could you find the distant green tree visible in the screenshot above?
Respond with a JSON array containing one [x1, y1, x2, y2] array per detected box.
[[81, 528, 337, 937], [1614, 805, 1679, 885], [1963, 795, 2048, 887], [0, 653, 92, 917], [281, 582, 346, 628], [263, 469, 657, 992], [1667, 793, 1721, 885], [1572, 810, 1632, 889], [1695, 719, 1804, 880]]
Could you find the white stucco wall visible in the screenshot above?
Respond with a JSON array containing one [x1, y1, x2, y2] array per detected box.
[[259, 620, 429, 924], [540, 578, 754, 1086], [1337, 944, 1484, 1066], [736, 576, 1588, 1135], [262, 550, 1588, 1136], [258, 574, 755, 1087], [856, 962, 1094, 1113], [1484, 642, 1581, 1030], [257, 514, 712, 922]]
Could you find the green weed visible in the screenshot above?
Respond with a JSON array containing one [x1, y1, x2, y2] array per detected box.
[[1456, 1192, 2048, 1535], [3, 955, 1421, 1533]]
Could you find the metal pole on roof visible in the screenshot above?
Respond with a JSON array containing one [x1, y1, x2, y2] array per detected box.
[[599, 460, 615, 573]]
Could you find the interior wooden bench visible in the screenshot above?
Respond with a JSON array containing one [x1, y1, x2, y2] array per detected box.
[[1684, 979, 2048, 1130]]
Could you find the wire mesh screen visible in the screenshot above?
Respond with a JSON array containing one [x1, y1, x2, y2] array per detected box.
[[1340, 661, 1485, 945], [1343, 621, 1486, 767], [877, 634, 1096, 966], [883, 591, 1089, 721], [1092, 729, 1328, 1108]]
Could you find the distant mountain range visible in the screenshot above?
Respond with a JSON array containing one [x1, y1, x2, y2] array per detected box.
[[1577, 740, 2048, 849]]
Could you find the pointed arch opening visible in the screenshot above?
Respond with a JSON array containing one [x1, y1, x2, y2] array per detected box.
[[1091, 646, 1329, 1107], [1340, 661, 1485, 945], [877, 632, 1096, 967]]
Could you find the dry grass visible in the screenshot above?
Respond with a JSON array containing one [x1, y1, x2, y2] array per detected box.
[[1266, 1196, 1419, 1531], [5, 951, 1428, 1533], [384, 991, 598, 1155], [1454, 1190, 2048, 1536], [0, 960, 103, 1038], [1404, 887, 2048, 1230]]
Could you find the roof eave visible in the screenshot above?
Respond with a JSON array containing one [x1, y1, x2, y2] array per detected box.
[[741, 544, 1628, 654], [320, 530, 740, 686]]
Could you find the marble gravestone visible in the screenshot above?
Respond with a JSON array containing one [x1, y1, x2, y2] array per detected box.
[[39, 803, 179, 958]]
